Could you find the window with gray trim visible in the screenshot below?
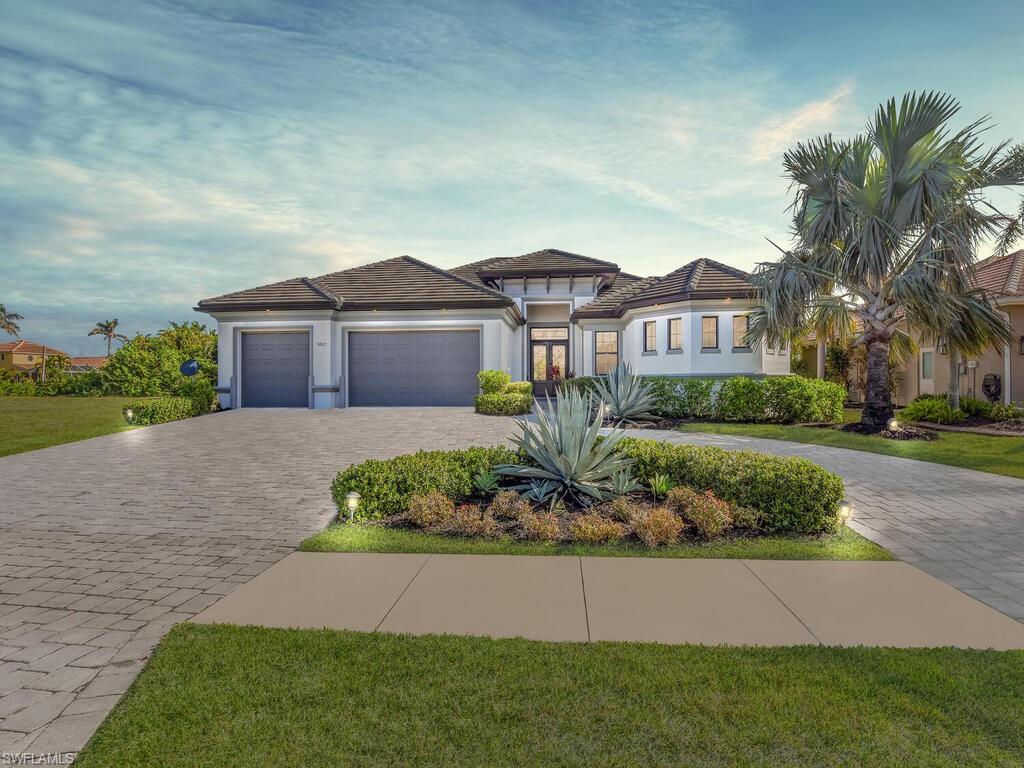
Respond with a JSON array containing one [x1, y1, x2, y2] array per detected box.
[[701, 316, 718, 349], [643, 321, 656, 353], [595, 331, 618, 374], [667, 318, 682, 350], [732, 315, 750, 349]]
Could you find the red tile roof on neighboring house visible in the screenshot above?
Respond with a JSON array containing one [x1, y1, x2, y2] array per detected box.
[[0, 340, 69, 356], [68, 356, 108, 369], [974, 250, 1024, 297]]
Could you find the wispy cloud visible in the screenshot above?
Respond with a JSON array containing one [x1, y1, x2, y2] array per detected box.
[[748, 82, 856, 164]]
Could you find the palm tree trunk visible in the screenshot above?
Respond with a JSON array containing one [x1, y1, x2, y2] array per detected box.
[[861, 339, 893, 428], [948, 349, 960, 409], [106, 336, 112, 357]]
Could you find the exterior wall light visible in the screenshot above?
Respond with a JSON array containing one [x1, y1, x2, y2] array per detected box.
[[345, 491, 361, 523], [838, 500, 852, 526]]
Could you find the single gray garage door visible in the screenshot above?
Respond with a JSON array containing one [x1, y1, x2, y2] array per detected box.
[[241, 332, 310, 407], [348, 330, 480, 406]]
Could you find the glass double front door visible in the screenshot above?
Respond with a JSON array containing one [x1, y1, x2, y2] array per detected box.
[[530, 327, 569, 397]]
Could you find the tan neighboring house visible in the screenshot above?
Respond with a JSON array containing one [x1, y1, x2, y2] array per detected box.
[[0, 340, 69, 380], [803, 250, 1024, 405]]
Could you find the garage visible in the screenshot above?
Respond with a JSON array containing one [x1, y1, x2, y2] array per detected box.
[[348, 330, 480, 406], [241, 332, 311, 407]]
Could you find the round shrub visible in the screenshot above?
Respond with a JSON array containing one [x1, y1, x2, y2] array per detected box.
[[503, 381, 533, 395], [630, 506, 683, 547], [474, 392, 533, 415], [489, 490, 532, 520], [666, 486, 732, 539], [622, 438, 843, 533], [608, 495, 639, 523], [477, 369, 511, 394], [446, 505, 498, 538], [522, 510, 561, 540], [569, 514, 625, 544], [408, 491, 455, 529]]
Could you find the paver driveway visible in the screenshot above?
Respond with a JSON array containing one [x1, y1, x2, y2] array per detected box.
[[0, 408, 515, 757], [2, 409, 1024, 758]]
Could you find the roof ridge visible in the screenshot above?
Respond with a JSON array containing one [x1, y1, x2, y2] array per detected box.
[[398, 255, 513, 301], [301, 276, 343, 307], [1008, 251, 1024, 294], [686, 259, 706, 290]]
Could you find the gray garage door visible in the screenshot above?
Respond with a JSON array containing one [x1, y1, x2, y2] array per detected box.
[[348, 330, 480, 406], [241, 332, 310, 407]]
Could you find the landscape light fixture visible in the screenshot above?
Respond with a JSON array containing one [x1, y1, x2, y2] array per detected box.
[[838, 500, 852, 526], [124, 408, 134, 423], [345, 491, 361, 523], [887, 418, 899, 431]]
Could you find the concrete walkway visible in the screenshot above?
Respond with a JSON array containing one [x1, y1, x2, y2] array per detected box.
[[631, 429, 1024, 622], [194, 552, 1024, 649]]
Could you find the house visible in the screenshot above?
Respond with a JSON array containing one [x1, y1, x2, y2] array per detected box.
[[194, 249, 789, 408], [68, 357, 109, 375], [802, 249, 1024, 405], [0, 340, 68, 380]]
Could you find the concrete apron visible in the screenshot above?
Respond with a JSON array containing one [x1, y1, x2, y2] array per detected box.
[[192, 552, 1024, 649]]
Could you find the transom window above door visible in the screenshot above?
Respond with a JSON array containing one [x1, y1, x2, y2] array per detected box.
[[530, 327, 569, 340], [595, 331, 618, 375]]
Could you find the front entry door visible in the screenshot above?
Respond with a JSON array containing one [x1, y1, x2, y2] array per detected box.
[[529, 327, 569, 398]]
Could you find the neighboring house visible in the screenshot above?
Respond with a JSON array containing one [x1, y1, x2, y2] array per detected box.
[[68, 356, 109, 375], [802, 249, 1024, 405], [0, 340, 68, 380], [194, 249, 788, 409]]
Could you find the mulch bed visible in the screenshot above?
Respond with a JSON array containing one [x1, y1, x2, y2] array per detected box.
[[837, 422, 937, 441]]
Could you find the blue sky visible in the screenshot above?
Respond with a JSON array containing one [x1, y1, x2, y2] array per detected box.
[[3, 0, 1023, 354]]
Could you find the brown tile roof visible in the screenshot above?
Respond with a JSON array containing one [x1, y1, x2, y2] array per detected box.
[[974, 250, 1024, 297], [197, 256, 516, 313], [0, 340, 69, 356], [69, 356, 108, 369], [573, 258, 753, 318], [473, 249, 619, 278]]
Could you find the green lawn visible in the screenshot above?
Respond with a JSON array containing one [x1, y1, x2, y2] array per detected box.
[[77, 623, 1024, 767], [301, 523, 892, 560], [0, 396, 136, 457], [679, 409, 1024, 480]]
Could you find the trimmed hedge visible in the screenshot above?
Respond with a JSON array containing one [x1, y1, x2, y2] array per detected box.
[[478, 369, 511, 394], [570, 374, 845, 424], [123, 397, 201, 426], [474, 392, 533, 415], [331, 446, 521, 520], [619, 438, 844, 533], [503, 381, 533, 395]]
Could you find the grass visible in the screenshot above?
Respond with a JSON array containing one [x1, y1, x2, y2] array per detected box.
[[77, 623, 1024, 767], [0, 396, 137, 457], [301, 523, 892, 560], [678, 408, 1024, 480]]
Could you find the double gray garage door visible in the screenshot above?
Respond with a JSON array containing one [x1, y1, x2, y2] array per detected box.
[[239, 330, 480, 407], [348, 330, 480, 406]]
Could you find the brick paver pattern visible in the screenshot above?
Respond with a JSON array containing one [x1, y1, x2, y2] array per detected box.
[[2, 410, 1023, 756]]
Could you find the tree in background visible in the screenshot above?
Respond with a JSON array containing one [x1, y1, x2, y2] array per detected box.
[[750, 92, 1024, 429], [102, 322, 217, 397], [1, 305, 24, 337], [88, 319, 129, 357]]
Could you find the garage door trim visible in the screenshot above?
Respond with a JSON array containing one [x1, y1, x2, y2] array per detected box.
[[236, 327, 313, 408], [345, 326, 483, 407]]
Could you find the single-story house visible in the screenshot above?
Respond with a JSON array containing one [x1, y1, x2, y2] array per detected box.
[[68, 356, 109, 375], [194, 249, 789, 408], [801, 249, 1024, 405]]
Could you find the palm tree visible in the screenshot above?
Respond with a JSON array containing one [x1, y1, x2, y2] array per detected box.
[[750, 92, 1024, 428], [89, 319, 129, 357], [0, 304, 24, 337]]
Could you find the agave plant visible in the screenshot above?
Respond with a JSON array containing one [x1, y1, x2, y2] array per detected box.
[[472, 469, 500, 496], [496, 386, 634, 505], [592, 361, 657, 425], [609, 469, 642, 496]]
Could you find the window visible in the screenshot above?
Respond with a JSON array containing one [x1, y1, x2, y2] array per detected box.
[[778, 338, 787, 353], [701, 316, 718, 349], [732, 315, 750, 349], [643, 321, 656, 353], [921, 350, 934, 380], [595, 331, 618, 375], [667, 318, 682, 351]]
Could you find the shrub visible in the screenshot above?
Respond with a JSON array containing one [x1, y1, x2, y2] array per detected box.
[[407, 491, 456, 529], [176, 376, 217, 413], [522, 510, 561, 540], [958, 396, 993, 419], [122, 397, 201, 426], [474, 392, 533, 415], [0, 375, 37, 396], [503, 381, 533, 395], [991, 402, 1024, 421], [331, 445, 520, 520], [646, 377, 717, 419], [59, 369, 106, 396], [666, 487, 732, 539], [760, 376, 845, 423], [630, 506, 683, 547], [716, 376, 767, 422], [902, 398, 965, 424], [609, 495, 641, 522], [488, 490, 532, 520], [477, 369, 511, 394], [569, 514, 625, 544], [497, 386, 634, 504], [447, 505, 498, 538], [104, 322, 217, 397], [730, 506, 762, 530], [622, 438, 843, 533]]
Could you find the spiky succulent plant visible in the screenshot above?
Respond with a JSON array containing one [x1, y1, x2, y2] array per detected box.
[[591, 361, 657, 425]]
